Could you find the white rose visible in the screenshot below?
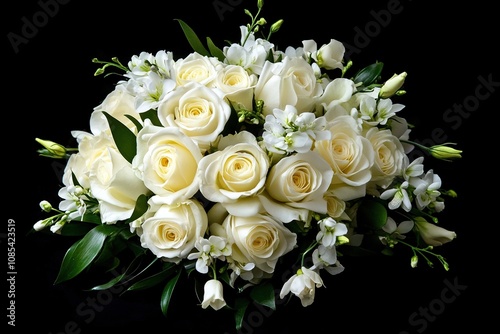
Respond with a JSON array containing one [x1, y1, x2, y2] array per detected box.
[[90, 87, 141, 135], [174, 52, 220, 87], [198, 131, 270, 207], [215, 213, 297, 275], [314, 115, 375, 201], [254, 56, 323, 116], [319, 78, 357, 115], [138, 199, 208, 263], [365, 127, 406, 188], [157, 81, 231, 153], [262, 151, 333, 222], [82, 132, 150, 224], [133, 119, 202, 206], [215, 64, 257, 111]]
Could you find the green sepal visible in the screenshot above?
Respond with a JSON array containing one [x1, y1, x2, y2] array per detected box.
[[54, 224, 120, 284], [249, 281, 276, 310], [176, 19, 210, 56], [353, 62, 384, 89], [234, 296, 250, 331], [102, 111, 137, 164], [160, 268, 182, 317]]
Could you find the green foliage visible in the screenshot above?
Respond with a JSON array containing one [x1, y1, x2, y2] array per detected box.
[[161, 269, 182, 317], [102, 111, 137, 164], [55, 224, 120, 284], [352, 62, 384, 90]]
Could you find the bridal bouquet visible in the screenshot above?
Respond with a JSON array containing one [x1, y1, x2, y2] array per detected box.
[[34, 0, 462, 330]]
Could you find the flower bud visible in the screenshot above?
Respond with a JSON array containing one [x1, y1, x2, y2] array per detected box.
[[429, 144, 462, 160], [270, 19, 284, 34], [33, 219, 48, 231], [379, 72, 407, 99], [35, 138, 67, 158], [39, 200, 52, 212], [336, 235, 350, 246], [410, 255, 418, 268]]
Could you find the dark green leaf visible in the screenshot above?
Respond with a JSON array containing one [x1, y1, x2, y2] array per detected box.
[[160, 269, 182, 316], [102, 111, 137, 163], [124, 114, 143, 132], [55, 224, 119, 284], [234, 296, 250, 330], [249, 282, 276, 310], [140, 109, 163, 126], [127, 262, 176, 292], [353, 62, 384, 88], [90, 267, 126, 291], [356, 198, 388, 230], [207, 37, 225, 61], [125, 194, 149, 224], [175, 19, 210, 56]]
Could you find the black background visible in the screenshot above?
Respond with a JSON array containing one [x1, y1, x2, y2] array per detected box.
[[5, 0, 498, 333]]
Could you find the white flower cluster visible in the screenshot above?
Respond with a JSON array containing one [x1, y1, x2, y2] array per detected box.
[[34, 2, 459, 315]]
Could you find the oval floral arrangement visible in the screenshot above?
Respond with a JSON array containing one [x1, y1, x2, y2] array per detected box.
[[34, 0, 462, 330]]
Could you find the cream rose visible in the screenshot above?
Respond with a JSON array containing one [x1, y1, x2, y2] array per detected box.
[[365, 127, 406, 188], [198, 131, 270, 208], [215, 64, 257, 111], [157, 81, 231, 153], [133, 119, 202, 206], [90, 87, 141, 135], [261, 151, 333, 223], [313, 115, 375, 201], [174, 52, 220, 87], [138, 199, 208, 263], [254, 56, 323, 116], [82, 132, 150, 224], [214, 213, 297, 276]]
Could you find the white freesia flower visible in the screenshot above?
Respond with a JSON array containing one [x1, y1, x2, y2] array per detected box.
[[280, 267, 324, 307], [414, 217, 456, 246], [410, 169, 442, 210], [316, 217, 348, 247], [379, 217, 414, 246], [380, 181, 412, 212]]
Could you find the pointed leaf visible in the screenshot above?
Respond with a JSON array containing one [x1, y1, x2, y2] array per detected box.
[[234, 297, 250, 330], [353, 62, 384, 87], [54, 224, 119, 284], [160, 269, 182, 316], [140, 108, 163, 126], [207, 37, 225, 61], [102, 111, 137, 163], [249, 282, 276, 310], [127, 262, 176, 292], [175, 19, 210, 56], [125, 194, 149, 224]]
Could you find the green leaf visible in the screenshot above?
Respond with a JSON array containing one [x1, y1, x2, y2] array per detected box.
[[160, 269, 182, 316], [102, 111, 137, 163], [125, 194, 149, 224], [175, 19, 210, 56], [353, 62, 384, 88], [249, 282, 276, 310], [140, 109, 163, 126], [55, 224, 119, 284], [124, 114, 144, 132], [90, 268, 126, 291], [356, 198, 388, 230], [234, 296, 250, 330], [207, 37, 225, 61], [127, 262, 176, 292]]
